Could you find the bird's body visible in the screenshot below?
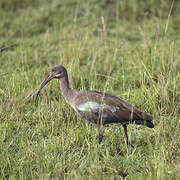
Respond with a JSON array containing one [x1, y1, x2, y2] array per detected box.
[[34, 65, 154, 146], [69, 90, 152, 126]]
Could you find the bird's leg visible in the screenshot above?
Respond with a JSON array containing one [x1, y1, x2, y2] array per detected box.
[[98, 127, 104, 144], [92, 123, 104, 143], [123, 125, 134, 148]]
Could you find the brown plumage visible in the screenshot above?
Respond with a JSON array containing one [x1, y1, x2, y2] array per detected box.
[[34, 65, 154, 147]]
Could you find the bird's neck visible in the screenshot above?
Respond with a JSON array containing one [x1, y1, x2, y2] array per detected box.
[[59, 75, 75, 104]]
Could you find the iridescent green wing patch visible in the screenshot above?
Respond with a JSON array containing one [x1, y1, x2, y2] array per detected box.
[[77, 101, 119, 112], [77, 101, 100, 111]]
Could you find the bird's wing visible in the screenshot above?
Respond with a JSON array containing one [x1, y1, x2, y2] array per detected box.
[[74, 91, 152, 124]]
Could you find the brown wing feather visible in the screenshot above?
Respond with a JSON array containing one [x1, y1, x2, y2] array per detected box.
[[74, 90, 152, 123]]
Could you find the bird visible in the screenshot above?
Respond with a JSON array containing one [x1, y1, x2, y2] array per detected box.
[[33, 65, 154, 147]]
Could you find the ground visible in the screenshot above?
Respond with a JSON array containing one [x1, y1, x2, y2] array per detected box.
[[0, 0, 180, 179]]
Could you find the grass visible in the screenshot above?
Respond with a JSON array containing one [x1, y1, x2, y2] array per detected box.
[[0, 0, 180, 179]]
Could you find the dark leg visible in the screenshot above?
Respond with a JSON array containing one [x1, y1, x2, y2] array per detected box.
[[98, 127, 104, 144], [92, 123, 104, 143], [123, 125, 134, 148]]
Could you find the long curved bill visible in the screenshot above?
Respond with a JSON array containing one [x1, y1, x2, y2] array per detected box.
[[33, 73, 55, 101]]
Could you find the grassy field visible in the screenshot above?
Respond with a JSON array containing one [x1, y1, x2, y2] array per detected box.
[[0, 0, 180, 179]]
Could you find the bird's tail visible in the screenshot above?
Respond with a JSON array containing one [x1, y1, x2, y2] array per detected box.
[[134, 119, 154, 128]]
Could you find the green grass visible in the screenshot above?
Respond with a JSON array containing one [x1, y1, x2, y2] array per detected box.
[[0, 0, 180, 179]]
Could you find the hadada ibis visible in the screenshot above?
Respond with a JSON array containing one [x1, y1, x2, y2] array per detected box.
[[34, 65, 154, 147]]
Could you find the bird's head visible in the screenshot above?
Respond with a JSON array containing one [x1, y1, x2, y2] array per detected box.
[[46, 65, 67, 80], [33, 65, 67, 101]]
